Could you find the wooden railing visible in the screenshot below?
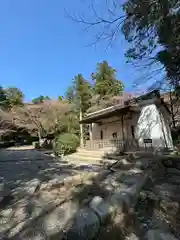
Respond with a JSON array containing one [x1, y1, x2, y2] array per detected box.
[[83, 138, 139, 151]]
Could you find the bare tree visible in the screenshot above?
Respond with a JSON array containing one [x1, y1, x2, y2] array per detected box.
[[0, 109, 13, 129], [11, 100, 72, 143], [149, 78, 180, 129], [68, 0, 126, 48]]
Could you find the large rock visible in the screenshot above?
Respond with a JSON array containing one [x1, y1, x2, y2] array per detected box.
[[14, 201, 79, 239], [146, 229, 177, 240], [89, 196, 115, 223], [125, 233, 139, 240], [153, 183, 179, 200], [165, 168, 180, 176], [65, 208, 100, 240], [42, 201, 78, 237]]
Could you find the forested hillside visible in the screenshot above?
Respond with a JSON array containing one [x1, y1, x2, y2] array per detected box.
[[0, 61, 124, 153]]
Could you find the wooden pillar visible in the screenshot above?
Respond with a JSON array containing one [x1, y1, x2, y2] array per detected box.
[[89, 124, 93, 141], [80, 108, 84, 147], [121, 115, 125, 151]]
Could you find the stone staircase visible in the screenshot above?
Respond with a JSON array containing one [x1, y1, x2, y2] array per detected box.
[[64, 148, 117, 165], [65, 148, 156, 166]]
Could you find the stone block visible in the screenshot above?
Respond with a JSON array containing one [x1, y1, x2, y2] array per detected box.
[[64, 175, 82, 186], [65, 207, 100, 240], [42, 201, 78, 237], [109, 175, 148, 213], [89, 196, 116, 223], [166, 168, 180, 175], [146, 229, 177, 240], [125, 233, 139, 240], [109, 191, 130, 213], [24, 179, 41, 195]]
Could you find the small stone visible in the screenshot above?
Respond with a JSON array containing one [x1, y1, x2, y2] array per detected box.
[[1, 208, 13, 218], [24, 179, 41, 195], [89, 196, 115, 223], [90, 196, 103, 207], [146, 229, 178, 240], [109, 192, 128, 213], [125, 233, 139, 240], [65, 208, 100, 240]]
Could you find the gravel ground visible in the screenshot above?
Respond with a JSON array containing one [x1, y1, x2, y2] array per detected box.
[[0, 146, 103, 239]]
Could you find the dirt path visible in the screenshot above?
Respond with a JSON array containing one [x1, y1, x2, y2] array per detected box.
[[0, 146, 103, 239], [0, 146, 77, 191]]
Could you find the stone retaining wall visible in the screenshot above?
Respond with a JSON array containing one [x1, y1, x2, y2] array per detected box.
[[39, 171, 178, 240], [3, 164, 177, 239]]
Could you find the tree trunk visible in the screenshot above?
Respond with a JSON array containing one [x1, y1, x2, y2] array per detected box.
[[169, 91, 176, 129], [38, 130, 42, 145]]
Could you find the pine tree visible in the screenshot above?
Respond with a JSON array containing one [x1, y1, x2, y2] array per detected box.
[[5, 87, 24, 108], [65, 86, 75, 104], [73, 74, 92, 113], [92, 61, 124, 99], [0, 86, 8, 109]]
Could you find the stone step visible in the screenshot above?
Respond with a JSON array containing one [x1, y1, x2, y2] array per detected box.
[[74, 151, 105, 158], [162, 156, 180, 169], [65, 154, 103, 163], [77, 148, 114, 155], [165, 168, 180, 176], [65, 154, 118, 166]]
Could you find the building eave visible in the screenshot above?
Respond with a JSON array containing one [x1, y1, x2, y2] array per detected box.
[[80, 90, 161, 124], [80, 105, 133, 124]]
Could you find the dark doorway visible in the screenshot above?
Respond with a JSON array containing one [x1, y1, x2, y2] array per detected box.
[[112, 132, 117, 139], [100, 130, 103, 140], [131, 125, 135, 138]]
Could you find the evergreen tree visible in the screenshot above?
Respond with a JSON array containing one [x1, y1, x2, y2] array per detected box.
[[5, 87, 24, 107], [0, 86, 8, 109], [73, 74, 92, 113], [58, 96, 63, 101], [65, 86, 75, 104], [32, 95, 51, 104], [122, 0, 180, 84], [92, 61, 124, 99]]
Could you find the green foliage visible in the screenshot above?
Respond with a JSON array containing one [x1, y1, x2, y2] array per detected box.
[[73, 74, 92, 113], [58, 96, 63, 101], [65, 74, 92, 114], [1, 61, 126, 151], [0, 86, 8, 109], [122, 0, 180, 83], [55, 111, 79, 135], [53, 133, 79, 155], [32, 95, 51, 104], [65, 86, 75, 103], [92, 61, 124, 98], [32, 141, 40, 149], [5, 87, 24, 107]]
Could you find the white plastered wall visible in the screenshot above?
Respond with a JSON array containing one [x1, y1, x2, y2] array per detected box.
[[135, 103, 173, 149], [90, 103, 173, 149]]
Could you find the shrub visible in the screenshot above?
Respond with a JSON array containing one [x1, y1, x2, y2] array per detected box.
[[32, 141, 40, 149], [41, 139, 53, 149], [53, 133, 80, 156]]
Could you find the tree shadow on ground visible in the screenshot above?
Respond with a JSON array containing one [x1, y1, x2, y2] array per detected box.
[[1, 149, 180, 239], [0, 148, 102, 192], [67, 153, 180, 239], [64, 156, 148, 239], [0, 147, 103, 239]]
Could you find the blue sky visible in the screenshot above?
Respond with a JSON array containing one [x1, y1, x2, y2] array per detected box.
[[0, 0, 158, 101]]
